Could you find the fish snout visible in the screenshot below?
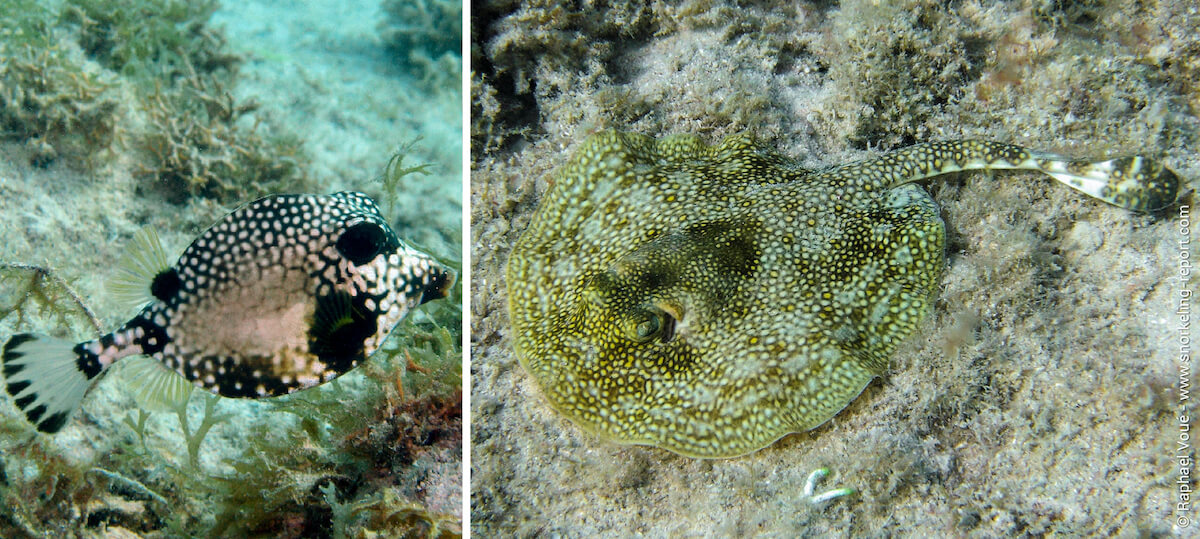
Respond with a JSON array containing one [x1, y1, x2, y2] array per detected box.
[[419, 265, 457, 304]]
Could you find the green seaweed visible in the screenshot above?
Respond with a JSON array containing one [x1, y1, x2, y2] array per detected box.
[[322, 481, 462, 539], [388, 302, 462, 399], [62, 0, 233, 78], [1, 0, 310, 204], [814, 0, 977, 148], [379, 0, 462, 93], [174, 392, 232, 471], [0, 0, 119, 167], [100, 0, 312, 205], [121, 408, 151, 451], [0, 263, 102, 337], [363, 489, 462, 539], [379, 0, 461, 62], [379, 139, 435, 217], [136, 75, 310, 203], [0, 436, 102, 536], [321, 481, 378, 539]]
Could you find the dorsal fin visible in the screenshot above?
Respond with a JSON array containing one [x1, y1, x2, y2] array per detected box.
[[107, 227, 173, 312]]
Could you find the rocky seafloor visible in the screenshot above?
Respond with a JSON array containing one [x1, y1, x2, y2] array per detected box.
[[470, 0, 1198, 536]]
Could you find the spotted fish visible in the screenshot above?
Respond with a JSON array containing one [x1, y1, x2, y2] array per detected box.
[[2, 191, 455, 433], [508, 132, 1180, 458]]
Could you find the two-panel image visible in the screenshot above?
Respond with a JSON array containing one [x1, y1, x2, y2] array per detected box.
[[0, 0, 1193, 537]]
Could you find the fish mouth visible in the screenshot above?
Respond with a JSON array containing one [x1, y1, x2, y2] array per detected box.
[[419, 267, 457, 304]]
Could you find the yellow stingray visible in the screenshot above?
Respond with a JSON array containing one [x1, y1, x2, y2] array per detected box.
[[507, 131, 1179, 458]]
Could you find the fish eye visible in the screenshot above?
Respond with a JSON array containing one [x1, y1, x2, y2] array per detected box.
[[634, 313, 659, 340], [624, 306, 676, 344], [336, 221, 386, 264]]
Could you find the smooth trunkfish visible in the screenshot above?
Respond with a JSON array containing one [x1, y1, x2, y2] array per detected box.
[[2, 191, 455, 433]]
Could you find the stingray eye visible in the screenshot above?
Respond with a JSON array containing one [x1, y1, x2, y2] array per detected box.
[[634, 313, 660, 341], [336, 221, 385, 264], [625, 306, 676, 344]]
